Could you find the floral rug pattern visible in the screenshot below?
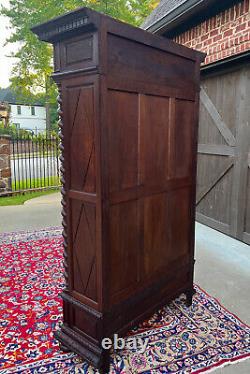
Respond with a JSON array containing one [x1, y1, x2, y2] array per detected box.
[[0, 228, 249, 373]]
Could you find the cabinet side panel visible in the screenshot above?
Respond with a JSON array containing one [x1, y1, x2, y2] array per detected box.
[[140, 96, 192, 280], [106, 89, 140, 302], [107, 34, 196, 91], [105, 87, 196, 305], [63, 78, 98, 306]]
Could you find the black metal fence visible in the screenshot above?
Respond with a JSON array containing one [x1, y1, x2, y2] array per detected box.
[[11, 133, 61, 192]]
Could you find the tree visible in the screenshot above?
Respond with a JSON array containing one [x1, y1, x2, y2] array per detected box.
[[1, 0, 159, 130]]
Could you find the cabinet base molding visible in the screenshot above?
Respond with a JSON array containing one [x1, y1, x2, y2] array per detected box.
[[55, 283, 194, 370], [55, 327, 106, 370]]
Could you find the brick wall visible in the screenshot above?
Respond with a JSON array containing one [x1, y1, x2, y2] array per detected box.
[[174, 0, 250, 65], [0, 135, 12, 195]]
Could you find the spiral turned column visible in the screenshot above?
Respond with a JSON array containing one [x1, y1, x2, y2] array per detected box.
[[57, 84, 69, 290]]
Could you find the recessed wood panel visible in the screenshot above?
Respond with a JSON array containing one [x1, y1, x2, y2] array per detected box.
[[67, 85, 96, 193], [109, 201, 139, 299], [71, 199, 97, 302], [143, 193, 169, 277], [59, 32, 98, 73], [66, 36, 93, 65], [169, 99, 194, 178], [73, 307, 98, 339], [140, 95, 169, 187], [168, 188, 191, 260], [107, 34, 196, 91], [107, 90, 138, 192]]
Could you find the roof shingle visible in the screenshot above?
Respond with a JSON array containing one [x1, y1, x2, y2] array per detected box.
[[142, 0, 190, 29]]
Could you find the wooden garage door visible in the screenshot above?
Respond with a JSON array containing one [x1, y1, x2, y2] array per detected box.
[[196, 66, 250, 244]]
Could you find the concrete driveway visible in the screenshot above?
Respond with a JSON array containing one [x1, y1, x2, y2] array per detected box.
[[195, 223, 250, 374], [0, 192, 249, 373], [0, 192, 61, 233]]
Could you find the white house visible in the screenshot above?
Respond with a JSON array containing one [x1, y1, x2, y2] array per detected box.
[[9, 103, 46, 134]]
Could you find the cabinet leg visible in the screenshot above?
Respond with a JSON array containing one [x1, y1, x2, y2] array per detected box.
[[185, 288, 195, 307], [99, 350, 111, 374]]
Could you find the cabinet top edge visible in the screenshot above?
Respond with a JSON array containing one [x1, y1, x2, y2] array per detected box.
[[31, 7, 98, 43], [31, 7, 205, 63]]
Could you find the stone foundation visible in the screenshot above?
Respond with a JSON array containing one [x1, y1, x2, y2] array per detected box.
[[0, 135, 12, 194]]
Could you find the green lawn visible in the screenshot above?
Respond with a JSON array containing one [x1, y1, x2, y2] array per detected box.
[[12, 176, 61, 190], [0, 189, 59, 206]]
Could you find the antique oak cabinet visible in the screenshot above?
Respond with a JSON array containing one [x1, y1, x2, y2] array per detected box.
[[32, 7, 205, 372]]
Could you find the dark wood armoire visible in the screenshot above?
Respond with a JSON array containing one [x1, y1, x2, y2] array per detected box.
[[32, 7, 205, 372]]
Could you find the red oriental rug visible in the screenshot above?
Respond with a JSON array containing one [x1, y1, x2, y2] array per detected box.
[[0, 228, 249, 373]]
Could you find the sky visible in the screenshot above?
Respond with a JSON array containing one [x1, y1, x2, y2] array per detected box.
[[0, 0, 19, 88]]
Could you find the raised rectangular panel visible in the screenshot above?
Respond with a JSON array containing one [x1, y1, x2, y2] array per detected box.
[[66, 36, 93, 64], [60, 33, 98, 72]]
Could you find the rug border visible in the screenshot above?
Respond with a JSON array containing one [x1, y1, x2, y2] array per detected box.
[[195, 284, 250, 330], [0, 352, 75, 373], [194, 353, 250, 374], [192, 284, 250, 374]]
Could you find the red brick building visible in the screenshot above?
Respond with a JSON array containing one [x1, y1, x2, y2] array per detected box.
[[174, 0, 250, 65], [143, 0, 250, 244], [143, 0, 250, 66]]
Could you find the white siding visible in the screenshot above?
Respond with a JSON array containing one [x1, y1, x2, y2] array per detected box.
[[10, 104, 46, 134]]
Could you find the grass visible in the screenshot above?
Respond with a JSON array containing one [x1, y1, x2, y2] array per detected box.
[[12, 176, 61, 190], [0, 189, 60, 206]]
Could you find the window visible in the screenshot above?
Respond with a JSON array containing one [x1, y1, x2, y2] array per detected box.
[[31, 106, 35, 116], [17, 105, 21, 115]]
